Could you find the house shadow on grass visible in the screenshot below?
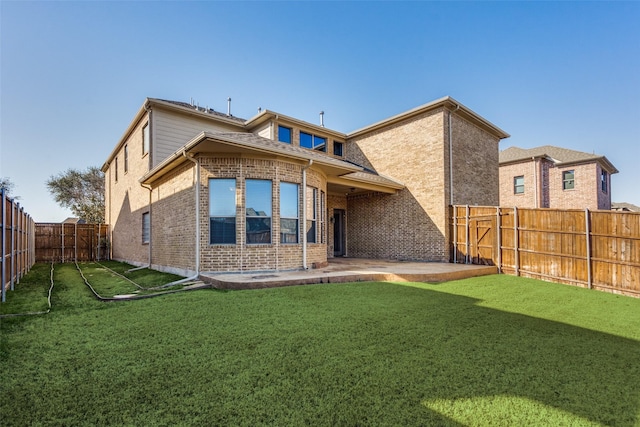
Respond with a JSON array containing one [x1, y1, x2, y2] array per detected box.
[[314, 282, 640, 426]]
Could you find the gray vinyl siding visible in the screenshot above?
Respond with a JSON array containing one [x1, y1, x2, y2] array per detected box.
[[152, 108, 245, 168]]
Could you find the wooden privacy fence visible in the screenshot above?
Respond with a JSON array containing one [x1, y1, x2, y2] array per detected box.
[[1, 188, 36, 302], [35, 223, 109, 263], [451, 206, 640, 297]]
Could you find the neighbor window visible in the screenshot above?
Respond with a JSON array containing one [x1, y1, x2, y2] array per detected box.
[[142, 212, 150, 244], [300, 132, 326, 152], [142, 124, 149, 155], [280, 182, 299, 244], [601, 170, 608, 193], [124, 144, 129, 173], [563, 170, 575, 190], [514, 176, 524, 194], [115, 157, 118, 182], [246, 179, 272, 244], [306, 187, 317, 243], [333, 141, 344, 157], [209, 178, 237, 244], [278, 126, 292, 144]]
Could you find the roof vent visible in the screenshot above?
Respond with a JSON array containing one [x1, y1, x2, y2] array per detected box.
[[258, 107, 262, 113], [227, 97, 232, 116], [320, 111, 325, 127]]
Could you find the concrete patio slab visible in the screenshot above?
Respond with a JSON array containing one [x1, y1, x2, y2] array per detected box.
[[199, 258, 497, 290]]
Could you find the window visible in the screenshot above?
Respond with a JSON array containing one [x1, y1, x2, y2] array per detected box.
[[209, 179, 236, 244], [142, 124, 149, 155], [278, 126, 292, 144], [115, 157, 118, 182], [601, 170, 608, 193], [124, 144, 129, 173], [514, 176, 524, 194], [280, 182, 299, 243], [333, 141, 344, 157], [306, 187, 317, 243], [246, 179, 272, 244], [320, 190, 326, 243], [142, 212, 150, 244], [563, 170, 575, 190], [300, 131, 326, 152]]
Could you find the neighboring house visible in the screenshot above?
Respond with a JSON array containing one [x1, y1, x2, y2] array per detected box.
[[102, 96, 509, 276], [62, 217, 86, 224], [499, 145, 618, 210], [612, 202, 640, 212]]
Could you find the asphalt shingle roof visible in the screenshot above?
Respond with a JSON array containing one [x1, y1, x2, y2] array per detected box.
[[499, 145, 618, 173]]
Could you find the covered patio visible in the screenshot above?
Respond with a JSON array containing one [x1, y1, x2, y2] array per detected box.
[[199, 258, 497, 290]]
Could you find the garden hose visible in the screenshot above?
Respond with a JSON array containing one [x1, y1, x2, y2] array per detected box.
[[0, 262, 55, 318]]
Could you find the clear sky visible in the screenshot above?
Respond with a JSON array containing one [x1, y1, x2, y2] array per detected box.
[[1, 1, 639, 222]]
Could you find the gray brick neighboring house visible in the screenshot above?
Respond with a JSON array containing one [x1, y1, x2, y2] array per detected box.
[[499, 145, 618, 210], [102, 96, 509, 276]]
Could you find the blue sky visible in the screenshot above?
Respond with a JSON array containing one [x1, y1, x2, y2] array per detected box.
[[1, 1, 638, 222]]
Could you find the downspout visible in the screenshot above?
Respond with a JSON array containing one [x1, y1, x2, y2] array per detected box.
[[448, 103, 460, 206], [183, 151, 201, 279], [302, 159, 313, 269], [532, 157, 538, 208]]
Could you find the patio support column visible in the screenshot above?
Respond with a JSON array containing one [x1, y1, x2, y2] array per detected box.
[[302, 160, 313, 269]]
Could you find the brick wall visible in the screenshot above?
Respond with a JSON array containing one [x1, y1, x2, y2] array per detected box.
[[548, 163, 600, 210], [149, 156, 329, 274], [106, 114, 153, 266]]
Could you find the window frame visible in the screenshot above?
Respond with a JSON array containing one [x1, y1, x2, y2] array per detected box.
[[333, 141, 344, 157], [563, 170, 575, 190], [300, 131, 327, 152], [514, 175, 525, 194], [306, 186, 317, 243], [142, 123, 150, 156], [245, 179, 272, 245], [142, 212, 150, 244], [209, 178, 237, 245], [279, 182, 299, 244], [601, 170, 608, 193], [278, 125, 292, 144], [114, 157, 118, 182], [124, 144, 129, 174]]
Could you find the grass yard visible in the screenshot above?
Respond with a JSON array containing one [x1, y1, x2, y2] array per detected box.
[[1, 263, 640, 426]]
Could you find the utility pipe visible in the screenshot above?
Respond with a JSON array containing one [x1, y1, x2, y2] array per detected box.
[[183, 151, 201, 278], [302, 159, 313, 269], [532, 156, 538, 208]]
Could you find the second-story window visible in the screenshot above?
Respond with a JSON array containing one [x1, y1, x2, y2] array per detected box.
[[124, 144, 129, 173], [300, 132, 326, 152], [601, 170, 608, 193], [278, 126, 292, 144], [333, 141, 344, 157], [514, 176, 524, 194], [142, 124, 149, 155], [563, 170, 575, 190], [115, 157, 118, 182]]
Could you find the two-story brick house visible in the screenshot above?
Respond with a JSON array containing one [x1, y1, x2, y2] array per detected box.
[[499, 145, 618, 210], [102, 96, 509, 276]]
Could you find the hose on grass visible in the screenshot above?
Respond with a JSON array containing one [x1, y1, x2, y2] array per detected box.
[[94, 261, 146, 290], [94, 261, 201, 291], [74, 262, 205, 302], [0, 262, 55, 318]]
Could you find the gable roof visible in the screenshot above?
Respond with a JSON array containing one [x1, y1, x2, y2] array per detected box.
[[611, 202, 640, 212], [499, 145, 618, 174]]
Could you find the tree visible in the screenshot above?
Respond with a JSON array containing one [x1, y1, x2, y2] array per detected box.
[[47, 166, 105, 223], [0, 177, 17, 197]]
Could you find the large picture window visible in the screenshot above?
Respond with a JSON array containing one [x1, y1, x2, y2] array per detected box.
[[209, 179, 237, 244], [300, 132, 326, 152], [563, 170, 575, 190], [280, 182, 299, 244], [246, 179, 272, 244], [306, 187, 317, 243]]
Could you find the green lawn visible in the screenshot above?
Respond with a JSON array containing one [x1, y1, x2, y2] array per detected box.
[[1, 263, 640, 426]]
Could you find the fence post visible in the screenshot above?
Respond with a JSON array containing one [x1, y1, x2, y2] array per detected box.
[[74, 223, 78, 262], [1, 188, 6, 302], [514, 206, 520, 276], [496, 207, 502, 273], [465, 205, 470, 264], [585, 208, 592, 289], [453, 207, 458, 263], [10, 197, 15, 291]]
